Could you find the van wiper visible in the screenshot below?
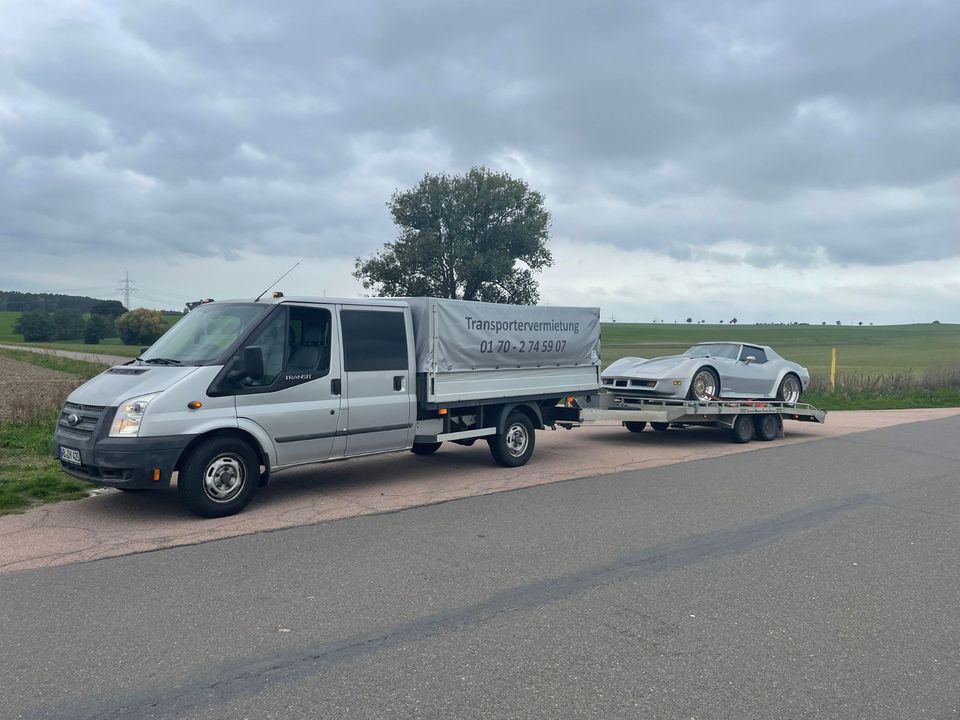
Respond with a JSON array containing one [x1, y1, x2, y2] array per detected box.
[[143, 357, 182, 365]]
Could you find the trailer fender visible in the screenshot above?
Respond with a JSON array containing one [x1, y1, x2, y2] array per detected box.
[[495, 402, 544, 432]]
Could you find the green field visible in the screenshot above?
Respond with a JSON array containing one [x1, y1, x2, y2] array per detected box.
[[3, 310, 959, 379], [0, 310, 179, 357], [601, 322, 960, 378]]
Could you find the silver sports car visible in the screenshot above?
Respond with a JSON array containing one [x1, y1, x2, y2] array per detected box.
[[601, 342, 810, 403]]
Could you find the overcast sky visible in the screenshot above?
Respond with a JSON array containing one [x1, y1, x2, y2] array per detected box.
[[2, 0, 957, 323]]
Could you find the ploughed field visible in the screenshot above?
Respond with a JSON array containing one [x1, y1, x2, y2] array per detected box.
[[0, 356, 80, 425]]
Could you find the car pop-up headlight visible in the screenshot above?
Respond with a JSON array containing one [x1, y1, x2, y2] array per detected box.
[[109, 393, 159, 437]]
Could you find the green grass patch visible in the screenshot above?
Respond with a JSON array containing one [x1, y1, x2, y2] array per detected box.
[[804, 388, 960, 411], [0, 311, 19, 342], [601, 322, 960, 377], [0, 410, 90, 514], [0, 348, 109, 379]]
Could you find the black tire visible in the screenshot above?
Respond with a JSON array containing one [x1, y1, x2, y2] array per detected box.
[[730, 415, 754, 444], [651, 422, 670, 432], [411, 442, 442, 456], [776, 374, 802, 404], [688, 368, 720, 402], [177, 437, 260, 518], [754, 414, 782, 441], [624, 421, 647, 433], [489, 412, 536, 467]]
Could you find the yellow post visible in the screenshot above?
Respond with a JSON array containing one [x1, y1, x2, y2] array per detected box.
[[830, 347, 837, 393]]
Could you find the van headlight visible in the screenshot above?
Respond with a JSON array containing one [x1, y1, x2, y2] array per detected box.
[[110, 393, 159, 437]]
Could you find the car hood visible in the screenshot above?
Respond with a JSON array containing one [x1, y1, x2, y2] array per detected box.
[[603, 355, 689, 378], [67, 365, 204, 407]]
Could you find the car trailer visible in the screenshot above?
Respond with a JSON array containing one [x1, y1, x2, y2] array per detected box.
[[571, 393, 827, 443]]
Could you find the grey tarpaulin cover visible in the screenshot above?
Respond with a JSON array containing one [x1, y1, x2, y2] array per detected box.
[[405, 297, 601, 373]]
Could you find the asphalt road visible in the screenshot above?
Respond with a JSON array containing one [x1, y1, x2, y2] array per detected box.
[[2, 416, 959, 719]]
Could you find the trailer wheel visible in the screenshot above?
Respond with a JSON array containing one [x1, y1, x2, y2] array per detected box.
[[651, 422, 670, 432], [489, 412, 536, 467], [754, 414, 782, 441], [177, 437, 260, 518], [688, 368, 719, 402], [730, 415, 754, 444], [624, 421, 647, 433], [411, 442, 442, 456]]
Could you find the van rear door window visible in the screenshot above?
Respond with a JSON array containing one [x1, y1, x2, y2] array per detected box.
[[340, 310, 408, 372]]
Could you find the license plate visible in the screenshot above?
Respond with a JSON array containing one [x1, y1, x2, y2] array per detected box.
[[60, 446, 82, 465]]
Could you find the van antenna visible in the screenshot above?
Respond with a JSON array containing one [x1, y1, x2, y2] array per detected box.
[[255, 262, 300, 301]]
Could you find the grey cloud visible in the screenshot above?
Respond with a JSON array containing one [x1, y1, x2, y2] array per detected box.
[[0, 0, 957, 272]]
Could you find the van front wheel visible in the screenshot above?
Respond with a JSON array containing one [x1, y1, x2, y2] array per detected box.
[[178, 437, 260, 518], [489, 412, 536, 468]]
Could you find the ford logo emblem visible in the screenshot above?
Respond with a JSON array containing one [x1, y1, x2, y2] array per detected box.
[[66, 413, 80, 426]]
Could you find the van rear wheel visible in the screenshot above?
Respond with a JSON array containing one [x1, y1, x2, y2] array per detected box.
[[178, 437, 259, 518], [489, 412, 536, 468]]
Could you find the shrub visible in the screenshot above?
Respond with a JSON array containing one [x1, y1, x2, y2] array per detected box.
[[83, 315, 112, 345], [12, 311, 55, 342], [51, 309, 85, 340], [115, 309, 168, 346]]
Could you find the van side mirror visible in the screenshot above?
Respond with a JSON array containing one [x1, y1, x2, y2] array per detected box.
[[227, 346, 265, 382]]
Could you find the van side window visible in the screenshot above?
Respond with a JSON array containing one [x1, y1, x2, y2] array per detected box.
[[341, 310, 408, 372], [242, 306, 332, 388]]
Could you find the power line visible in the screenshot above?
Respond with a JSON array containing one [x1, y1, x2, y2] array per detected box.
[[116, 271, 138, 310]]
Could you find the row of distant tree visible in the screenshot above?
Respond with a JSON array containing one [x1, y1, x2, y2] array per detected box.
[[13, 306, 170, 345]]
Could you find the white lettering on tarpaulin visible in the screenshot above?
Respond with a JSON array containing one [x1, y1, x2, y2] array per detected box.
[[463, 317, 581, 335]]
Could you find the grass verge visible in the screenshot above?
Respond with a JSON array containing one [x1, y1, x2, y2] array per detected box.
[[0, 410, 90, 514], [0, 348, 109, 379], [0, 352, 109, 514], [804, 389, 960, 411]]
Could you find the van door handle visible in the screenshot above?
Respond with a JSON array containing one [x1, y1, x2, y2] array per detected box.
[[393, 375, 404, 392], [331, 378, 341, 395]]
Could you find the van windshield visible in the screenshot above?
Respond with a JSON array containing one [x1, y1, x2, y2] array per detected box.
[[139, 303, 272, 365]]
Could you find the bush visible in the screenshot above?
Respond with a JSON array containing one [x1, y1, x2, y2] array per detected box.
[[115, 309, 168, 346], [83, 315, 112, 345], [12, 311, 55, 342], [51, 309, 85, 340]]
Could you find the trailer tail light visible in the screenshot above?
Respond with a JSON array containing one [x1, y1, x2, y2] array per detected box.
[[153, 468, 161, 482], [438, 408, 448, 416]]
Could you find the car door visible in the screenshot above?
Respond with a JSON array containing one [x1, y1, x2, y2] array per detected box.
[[708, 343, 743, 397], [736, 345, 775, 397], [234, 304, 342, 467], [339, 305, 415, 456]]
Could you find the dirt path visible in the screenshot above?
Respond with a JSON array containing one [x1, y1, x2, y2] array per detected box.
[[0, 343, 129, 366], [2, 407, 959, 573]]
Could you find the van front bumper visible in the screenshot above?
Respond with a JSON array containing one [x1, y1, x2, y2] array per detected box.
[[53, 432, 193, 490]]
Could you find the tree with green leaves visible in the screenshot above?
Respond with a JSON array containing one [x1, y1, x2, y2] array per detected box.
[[13, 310, 55, 342], [354, 167, 553, 304], [116, 309, 168, 346], [91, 300, 127, 319], [51, 309, 85, 340], [83, 315, 113, 345]]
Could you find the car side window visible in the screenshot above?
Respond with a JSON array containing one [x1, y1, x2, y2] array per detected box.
[[740, 346, 767, 363]]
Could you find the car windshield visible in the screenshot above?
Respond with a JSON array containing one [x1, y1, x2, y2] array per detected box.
[[684, 343, 740, 360], [139, 303, 272, 365]]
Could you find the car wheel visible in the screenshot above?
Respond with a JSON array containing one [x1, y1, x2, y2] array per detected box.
[[489, 412, 536, 467], [411, 442, 442, 455], [624, 421, 647, 433], [688, 368, 719, 402], [730, 415, 754, 444], [776, 374, 802, 404], [753, 414, 782, 441], [651, 422, 670, 432], [177, 437, 260, 518]]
